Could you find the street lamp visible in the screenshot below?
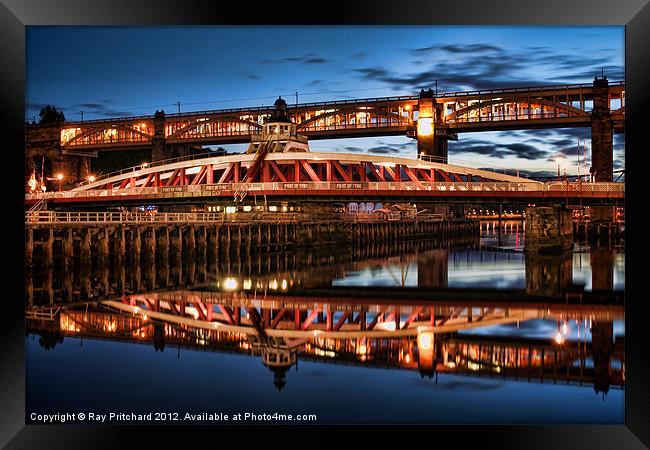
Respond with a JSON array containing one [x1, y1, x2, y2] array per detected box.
[[88, 174, 96, 183], [56, 173, 64, 191]]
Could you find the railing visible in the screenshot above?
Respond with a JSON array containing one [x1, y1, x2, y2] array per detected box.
[[26, 181, 625, 202], [24, 210, 448, 225], [76, 150, 231, 187], [57, 81, 624, 126], [417, 154, 530, 177]]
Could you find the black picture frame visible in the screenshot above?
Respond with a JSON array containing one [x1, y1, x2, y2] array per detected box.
[[2, 0, 648, 447]]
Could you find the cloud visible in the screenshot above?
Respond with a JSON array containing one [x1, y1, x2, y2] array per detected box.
[[411, 43, 502, 56], [449, 139, 550, 160], [262, 53, 329, 65], [355, 44, 623, 93]]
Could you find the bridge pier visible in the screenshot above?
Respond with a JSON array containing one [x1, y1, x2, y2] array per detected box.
[[158, 227, 170, 263], [198, 226, 208, 261], [43, 228, 54, 267], [144, 226, 156, 263], [590, 77, 616, 224], [524, 206, 573, 254], [132, 227, 142, 265], [81, 228, 92, 265], [416, 89, 449, 164], [26, 228, 33, 267], [98, 228, 110, 264], [186, 226, 196, 260]]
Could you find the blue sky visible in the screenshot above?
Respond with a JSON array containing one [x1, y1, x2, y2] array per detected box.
[[26, 26, 625, 175]]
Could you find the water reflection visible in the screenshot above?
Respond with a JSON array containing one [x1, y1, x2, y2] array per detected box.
[[26, 234, 624, 399]]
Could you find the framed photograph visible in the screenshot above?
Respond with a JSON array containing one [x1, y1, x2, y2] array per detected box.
[[3, 0, 648, 447]]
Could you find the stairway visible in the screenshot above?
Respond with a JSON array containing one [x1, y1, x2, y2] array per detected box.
[[235, 137, 274, 202], [244, 138, 274, 183], [28, 198, 48, 213]]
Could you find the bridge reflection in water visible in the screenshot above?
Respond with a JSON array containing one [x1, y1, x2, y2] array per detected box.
[[26, 236, 624, 396]]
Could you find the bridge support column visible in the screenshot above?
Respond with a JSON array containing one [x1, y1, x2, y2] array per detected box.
[[26, 229, 33, 267], [524, 206, 573, 254], [210, 226, 219, 261], [591, 77, 614, 183], [197, 226, 207, 261], [43, 228, 54, 266], [132, 227, 141, 265], [158, 227, 169, 263], [417, 89, 448, 164], [118, 227, 126, 262], [187, 226, 196, 259], [81, 228, 92, 265], [145, 226, 156, 263], [151, 110, 168, 162], [591, 77, 615, 223], [98, 228, 110, 264]]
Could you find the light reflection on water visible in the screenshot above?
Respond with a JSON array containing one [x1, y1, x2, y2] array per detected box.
[[25, 223, 625, 424]]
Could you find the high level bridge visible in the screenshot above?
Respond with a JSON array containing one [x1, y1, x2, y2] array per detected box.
[[27, 78, 624, 185]]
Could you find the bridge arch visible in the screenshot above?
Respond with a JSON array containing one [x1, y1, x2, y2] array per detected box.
[[445, 98, 588, 122], [63, 123, 153, 146], [166, 116, 262, 140], [298, 107, 411, 132]]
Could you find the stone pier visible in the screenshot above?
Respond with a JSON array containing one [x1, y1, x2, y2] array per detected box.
[[524, 206, 573, 254]]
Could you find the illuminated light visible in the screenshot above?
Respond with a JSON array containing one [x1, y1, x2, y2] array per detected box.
[[142, 162, 149, 169], [270, 279, 278, 290], [246, 313, 250, 320], [133, 307, 140, 313], [312, 330, 322, 336], [281, 279, 287, 290], [404, 104, 411, 111], [243, 279, 252, 290], [88, 175, 96, 183], [357, 344, 367, 355], [417, 117, 434, 136], [405, 354, 411, 364], [224, 278, 237, 290], [282, 205, 288, 212], [555, 332, 564, 345], [56, 173, 64, 180], [562, 322, 568, 335], [243, 205, 252, 212], [269, 205, 278, 212], [225, 206, 236, 214], [378, 322, 396, 331], [417, 331, 434, 351], [142, 314, 148, 321]]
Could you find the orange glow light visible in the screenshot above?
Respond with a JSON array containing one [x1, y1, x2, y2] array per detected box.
[[417, 117, 433, 136]]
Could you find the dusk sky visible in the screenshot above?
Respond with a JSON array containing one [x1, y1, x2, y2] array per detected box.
[[26, 26, 625, 175]]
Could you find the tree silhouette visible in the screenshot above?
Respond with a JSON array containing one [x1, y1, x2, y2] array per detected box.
[[38, 105, 65, 125]]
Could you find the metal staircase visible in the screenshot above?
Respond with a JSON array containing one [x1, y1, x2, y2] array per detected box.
[[235, 137, 274, 202], [28, 198, 48, 212]]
